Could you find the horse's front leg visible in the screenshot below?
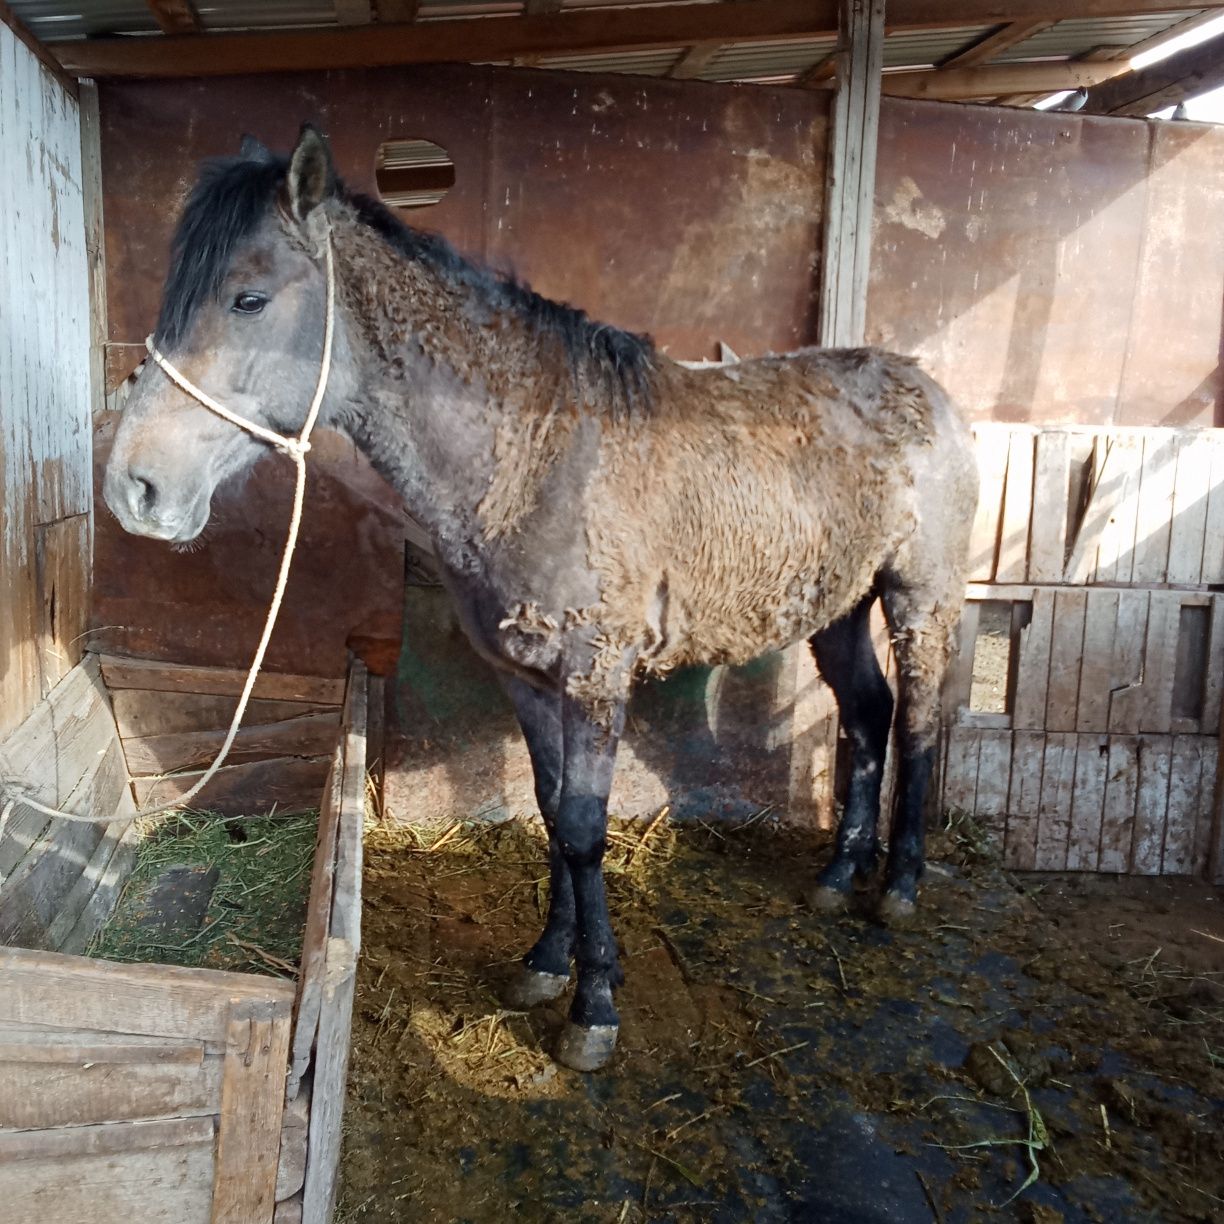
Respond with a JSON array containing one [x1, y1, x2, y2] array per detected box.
[[500, 676, 577, 1008], [553, 691, 626, 1072]]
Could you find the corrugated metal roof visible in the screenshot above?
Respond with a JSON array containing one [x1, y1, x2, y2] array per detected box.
[[992, 11, 1208, 63], [6, 0, 1216, 97]]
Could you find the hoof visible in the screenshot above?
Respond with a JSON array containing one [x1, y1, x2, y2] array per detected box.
[[504, 967, 570, 1009], [878, 891, 918, 925], [555, 1022, 619, 1072], [807, 884, 850, 914]]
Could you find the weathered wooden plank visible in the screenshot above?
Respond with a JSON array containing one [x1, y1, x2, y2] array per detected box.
[[1076, 589, 1120, 732], [0, 1050, 223, 1129], [122, 711, 341, 776], [1004, 731, 1044, 870], [943, 601, 979, 718], [34, 513, 91, 696], [1108, 590, 1151, 735], [1200, 596, 1224, 738], [1034, 732, 1076, 871], [1131, 433, 1178, 584], [996, 432, 1035, 584], [973, 729, 1013, 830], [0, 1118, 215, 1224], [0, 656, 116, 879], [276, 1094, 311, 1202], [332, 663, 368, 948], [942, 726, 981, 814], [56, 790, 143, 955], [98, 654, 345, 705], [1091, 433, 1144, 584], [0, 945, 293, 1043], [0, 738, 127, 948], [1193, 740, 1217, 878], [1162, 736, 1204, 876], [302, 938, 359, 1224], [1200, 435, 1224, 585], [1139, 591, 1181, 735], [111, 689, 334, 739], [968, 428, 1008, 581], [1167, 432, 1213, 585], [1028, 430, 1070, 582], [1099, 736, 1141, 873], [132, 754, 332, 815], [1045, 588, 1087, 734], [1130, 737, 1173, 876], [1066, 734, 1109, 872], [1011, 589, 1054, 731], [0, 1019, 205, 1061], [287, 750, 343, 1100], [212, 998, 293, 1224]]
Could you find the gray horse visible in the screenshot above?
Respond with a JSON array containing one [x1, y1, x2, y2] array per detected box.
[[104, 126, 978, 1071]]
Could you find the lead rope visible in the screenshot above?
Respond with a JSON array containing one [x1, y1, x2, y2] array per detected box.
[[0, 228, 336, 831]]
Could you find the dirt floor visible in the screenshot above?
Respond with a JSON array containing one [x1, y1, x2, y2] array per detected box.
[[338, 815, 1224, 1223]]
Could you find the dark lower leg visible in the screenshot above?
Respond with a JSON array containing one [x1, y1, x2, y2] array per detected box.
[[882, 735, 935, 909], [502, 678, 575, 980], [810, 598, 894, 897]]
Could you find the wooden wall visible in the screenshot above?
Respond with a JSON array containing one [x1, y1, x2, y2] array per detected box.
[[0, 22, 93, 739]]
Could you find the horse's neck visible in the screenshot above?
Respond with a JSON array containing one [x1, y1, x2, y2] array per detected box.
[[337, 253, 556, 556]]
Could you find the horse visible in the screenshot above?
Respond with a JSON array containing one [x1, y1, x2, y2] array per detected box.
[[104, 125, 978, 1072]]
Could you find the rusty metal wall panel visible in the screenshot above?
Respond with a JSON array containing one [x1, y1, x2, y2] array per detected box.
[[98, 63, 826, 373], [0, 22, 92, 738], [869, 98, 1224, 427]]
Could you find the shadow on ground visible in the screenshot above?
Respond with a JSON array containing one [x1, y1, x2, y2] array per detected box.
[[339, 819, 1224, 1223]]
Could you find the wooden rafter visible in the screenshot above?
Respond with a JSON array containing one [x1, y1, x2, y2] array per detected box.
[[335, 0, 373, 25], [145, 0, 202, 35], [53, 0, 1224, 80], [669, 41, 723, 80], [524, 0, 564, 14], [795, 53, 837, 88], [0, 0, 77, 94], [373, 0, 419, 19], [938, 19, 1052, 69], [1081, 30, 1224, 114], [885, 60, 1127, 99]]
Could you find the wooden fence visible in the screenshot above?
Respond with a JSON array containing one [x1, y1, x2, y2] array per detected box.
[[940, 425, 1224, 881]]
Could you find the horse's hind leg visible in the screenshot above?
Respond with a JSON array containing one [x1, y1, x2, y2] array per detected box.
[[500, 677, 576, 1008], [878, 576, 962, 921], [808, 594, 894, 912]]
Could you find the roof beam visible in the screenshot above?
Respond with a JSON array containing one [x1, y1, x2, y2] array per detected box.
[[373, 0, 419, 19], [335, 1, 372, 25], [145, 1, 202, 35], [938, 19, 1052, 69], [54, 0, 1224, 80], [0, 0, 78, 94], [883, 59, 1128, 99], [1081, 30, 1224, 114], [669, 41, 723, 80], [524, 0, 564, 14]]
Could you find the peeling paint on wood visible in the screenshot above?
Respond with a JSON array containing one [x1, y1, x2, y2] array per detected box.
[[1, 22, 92, 739]]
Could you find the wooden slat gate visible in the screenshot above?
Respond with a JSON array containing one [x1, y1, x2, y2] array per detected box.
[[941, 425, 1224, 881]]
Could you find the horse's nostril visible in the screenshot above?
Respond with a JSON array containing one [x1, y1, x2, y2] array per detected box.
[[129, 470, 158, 518]]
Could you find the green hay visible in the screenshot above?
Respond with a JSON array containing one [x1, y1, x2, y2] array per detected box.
[[89, 810, 317, 978]]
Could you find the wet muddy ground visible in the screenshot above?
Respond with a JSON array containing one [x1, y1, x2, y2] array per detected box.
[[338, 816, 1224, 1223]]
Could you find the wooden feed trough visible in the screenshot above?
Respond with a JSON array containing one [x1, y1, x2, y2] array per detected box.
[[0, 654, 375, 1224]]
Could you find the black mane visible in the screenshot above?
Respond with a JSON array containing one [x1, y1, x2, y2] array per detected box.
[[155, 153, 655, 408]]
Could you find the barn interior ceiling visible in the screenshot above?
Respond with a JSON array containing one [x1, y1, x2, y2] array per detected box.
[[6, 0, 1224, 109]]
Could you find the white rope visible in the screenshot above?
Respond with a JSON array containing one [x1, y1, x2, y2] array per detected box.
[[0, 230, 337, 828]]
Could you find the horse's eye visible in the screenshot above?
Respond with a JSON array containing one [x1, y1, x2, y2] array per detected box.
[[232, 292, 267, 315]]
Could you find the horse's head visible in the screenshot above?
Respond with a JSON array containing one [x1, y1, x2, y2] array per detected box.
[[104, 125, 352, 543]]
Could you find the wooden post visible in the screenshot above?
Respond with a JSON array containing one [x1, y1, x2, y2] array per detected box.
[[819, 0, 884, 348]]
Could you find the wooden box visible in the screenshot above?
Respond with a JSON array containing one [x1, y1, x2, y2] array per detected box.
[[0, 655, 372, 1224]]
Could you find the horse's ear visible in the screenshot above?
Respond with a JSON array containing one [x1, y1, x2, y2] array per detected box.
[[239, 134, 274, 163], [285, 124, 336, 222]]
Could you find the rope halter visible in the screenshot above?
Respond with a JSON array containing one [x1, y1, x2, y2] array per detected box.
[[0, 227, 337, 832]]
